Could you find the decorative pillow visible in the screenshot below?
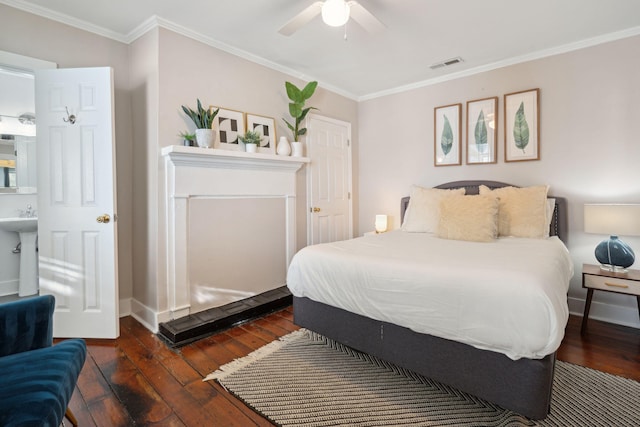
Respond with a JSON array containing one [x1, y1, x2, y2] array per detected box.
[[479, 185, 550, 238], [545, 198, 556, 237], [437, 194, 499, 242], [401, 186, 466, 233]]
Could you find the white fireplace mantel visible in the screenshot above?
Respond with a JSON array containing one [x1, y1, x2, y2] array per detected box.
[[162, 145, 309, 320]]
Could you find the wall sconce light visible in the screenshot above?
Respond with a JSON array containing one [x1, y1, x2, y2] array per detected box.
[[584, 204, 640, 272], [375, 214, 388, 234]]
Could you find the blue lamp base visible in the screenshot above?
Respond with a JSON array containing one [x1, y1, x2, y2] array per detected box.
[[594, 235, 635, 273]]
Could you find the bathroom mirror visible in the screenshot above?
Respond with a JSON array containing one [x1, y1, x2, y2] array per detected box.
[[0, 135, 37, 193], [0, 50, 52, 194]]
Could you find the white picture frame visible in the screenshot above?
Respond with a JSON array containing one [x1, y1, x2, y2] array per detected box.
[[214, 107, 245, 151], [245, 113, 276, 154]]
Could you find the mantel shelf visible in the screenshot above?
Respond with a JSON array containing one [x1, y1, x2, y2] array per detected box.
[[162, 145, 309, 172]]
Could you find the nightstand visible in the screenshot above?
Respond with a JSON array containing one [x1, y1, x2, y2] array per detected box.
[[581, 263, 640, 333], [363, 231, 378, 236]]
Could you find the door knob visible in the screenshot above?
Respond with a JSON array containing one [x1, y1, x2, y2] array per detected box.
[[312, 207, 321, 213], [96, 214, 111, 224]]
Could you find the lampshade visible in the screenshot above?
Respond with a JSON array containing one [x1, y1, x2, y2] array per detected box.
[[322, 0, 351, 27], [375, 214, 388, 233], [584, 204, 640, 272]]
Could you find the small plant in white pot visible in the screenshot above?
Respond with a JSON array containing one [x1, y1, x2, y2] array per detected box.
[[181, 99, 219, 148], [239, 130, 263, 153], [282, 80, 318, 156], [178, 131, 196, 147]]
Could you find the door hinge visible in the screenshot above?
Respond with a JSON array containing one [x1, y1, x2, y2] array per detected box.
[[347, 139, 350, 147], [348, 192, 351, 200]]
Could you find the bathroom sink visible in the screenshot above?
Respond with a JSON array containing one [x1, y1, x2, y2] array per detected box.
[[0, 217, 38, 233], [0, 217, 38, 297]]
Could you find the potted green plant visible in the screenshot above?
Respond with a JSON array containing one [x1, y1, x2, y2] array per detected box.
[[178, 131, 196, 147], [181, 99, 219, 148], [282, 80, 318, 156], [238, 130, 263, 153]]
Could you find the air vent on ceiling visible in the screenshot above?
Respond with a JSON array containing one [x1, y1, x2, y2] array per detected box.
[[429, 57, 464, 70]]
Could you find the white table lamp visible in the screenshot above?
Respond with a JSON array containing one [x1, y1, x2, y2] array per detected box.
[[584, 204, 640, 272], [375, 215, 388, 234]]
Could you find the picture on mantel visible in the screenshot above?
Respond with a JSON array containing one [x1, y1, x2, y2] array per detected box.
[[214, 107, 246, 151], [246, 113, 276, 154]]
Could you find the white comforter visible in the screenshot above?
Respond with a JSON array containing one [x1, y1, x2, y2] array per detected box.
[[287, 231, 574, 360]]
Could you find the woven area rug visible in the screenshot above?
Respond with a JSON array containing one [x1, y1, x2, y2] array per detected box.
[[205, 329, 640, 426]]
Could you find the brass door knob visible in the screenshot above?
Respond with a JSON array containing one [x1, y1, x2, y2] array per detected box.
[[312, 207, 321, 213], [96, 214, 111, 224]]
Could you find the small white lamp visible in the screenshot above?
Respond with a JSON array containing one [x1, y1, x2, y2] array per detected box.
[[322, 0, 351, 27], [584, 204, 640, 272], [375, 214, 388, 234]]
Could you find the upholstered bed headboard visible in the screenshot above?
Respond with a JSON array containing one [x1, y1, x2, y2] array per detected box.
[[400, 180, 568, 243]]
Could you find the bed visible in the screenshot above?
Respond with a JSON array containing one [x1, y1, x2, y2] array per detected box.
[[287, 180, 572, 420]]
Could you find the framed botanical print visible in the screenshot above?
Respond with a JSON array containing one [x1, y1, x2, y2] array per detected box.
[[245, 113, 276, 154], [466, 97, 498, 164], [434, 103, 462, 166], [504, 88, 539, 162], [214, 107, 245, 151]]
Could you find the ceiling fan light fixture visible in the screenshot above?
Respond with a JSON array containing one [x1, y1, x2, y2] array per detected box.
[[322, 0, 351, 27]]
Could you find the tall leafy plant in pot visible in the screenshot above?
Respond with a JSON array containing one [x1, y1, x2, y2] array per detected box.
[[282, 81, 318, 156], [181, 99, 219, 148]]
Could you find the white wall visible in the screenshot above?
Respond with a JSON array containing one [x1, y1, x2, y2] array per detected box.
[[129, 28, 160, 327], [358, 35, 640, 328]]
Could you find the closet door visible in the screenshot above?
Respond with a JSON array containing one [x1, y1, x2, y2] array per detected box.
[[306, 114, 352, 245]]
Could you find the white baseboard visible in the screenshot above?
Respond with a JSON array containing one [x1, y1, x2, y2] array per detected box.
[[568, 296, 640, 329], [129, 298, 177, 333], [119, 297, 132, 317], [0, 279, 18, 297], [129, 298, 161, 333]]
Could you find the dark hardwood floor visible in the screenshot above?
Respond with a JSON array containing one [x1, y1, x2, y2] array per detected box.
[[63, 309, 639, 426]]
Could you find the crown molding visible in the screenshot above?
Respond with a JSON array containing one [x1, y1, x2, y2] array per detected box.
[[127, 16, 359, 101], [358, 25, 640, 101], [0, 0, 129, 43], [3, 0, 639, 102]]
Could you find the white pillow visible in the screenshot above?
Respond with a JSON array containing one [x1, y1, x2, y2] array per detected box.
[[401, 186, 466, 233], [437, 194, 499, 242], [545, 198, 556, 237], [479, 185, 550, 238]]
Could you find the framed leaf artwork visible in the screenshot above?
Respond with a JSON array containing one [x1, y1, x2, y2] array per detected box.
[[466, 97, 498, 164], [434, 103, 461, 166], [504, 88, 539, 162]]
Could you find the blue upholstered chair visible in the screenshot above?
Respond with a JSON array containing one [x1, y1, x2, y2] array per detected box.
[[0, 295, 87, 427]]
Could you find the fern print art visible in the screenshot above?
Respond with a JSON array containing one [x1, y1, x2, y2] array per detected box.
[[513, 102, 530, 153]]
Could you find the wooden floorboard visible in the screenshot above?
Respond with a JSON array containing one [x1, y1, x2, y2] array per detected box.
[[65, 308, 639, 426]]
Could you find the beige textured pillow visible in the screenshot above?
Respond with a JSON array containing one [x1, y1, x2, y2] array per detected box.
[[437, 194, 499, 242], [479, 185, 550, 238], [401, 186, 466, 233]]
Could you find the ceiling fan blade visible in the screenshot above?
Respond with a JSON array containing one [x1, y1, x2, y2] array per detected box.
[[278, 2, 323, 36], [348, 1, 386, 34]]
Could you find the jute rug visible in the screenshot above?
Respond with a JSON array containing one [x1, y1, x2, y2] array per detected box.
[[204, 329, 640, 426]]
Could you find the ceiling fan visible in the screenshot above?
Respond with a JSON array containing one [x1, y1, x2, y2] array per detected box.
[[278, 0, 385, 36]]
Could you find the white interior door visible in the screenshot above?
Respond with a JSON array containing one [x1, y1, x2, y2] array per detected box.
[[307, 114, 352, 245], [35, 67, 119, 338]]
